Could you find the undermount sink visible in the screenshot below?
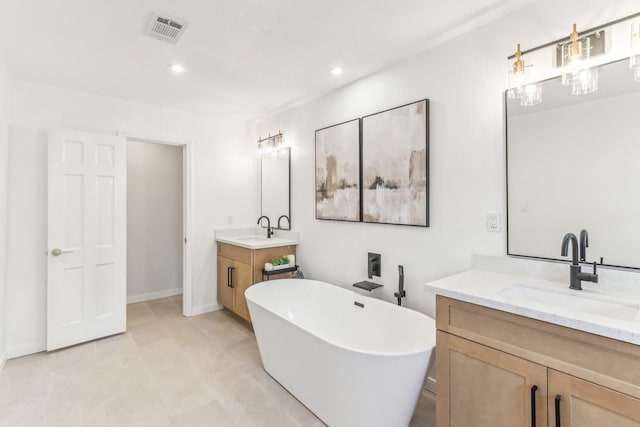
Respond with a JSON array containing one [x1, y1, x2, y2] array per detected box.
[[498, 283, 640, 322], [235, 236, 268, 242], [215, 227, 299, 250]]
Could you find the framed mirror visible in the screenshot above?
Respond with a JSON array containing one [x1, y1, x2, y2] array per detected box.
[[506, 59, 640, 269], [260, 147, 291, 230]]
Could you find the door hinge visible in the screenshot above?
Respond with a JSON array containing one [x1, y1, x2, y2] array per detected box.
[[184, 237, 187, 244]]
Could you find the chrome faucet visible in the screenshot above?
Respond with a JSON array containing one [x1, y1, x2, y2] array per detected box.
[[257, 216, 274, 238], [277, 215, 290, 230], [561, 232, 598, 290]]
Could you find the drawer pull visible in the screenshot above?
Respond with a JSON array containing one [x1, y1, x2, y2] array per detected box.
[[530, 385, 538, 427], [554, 394, 562, 427]]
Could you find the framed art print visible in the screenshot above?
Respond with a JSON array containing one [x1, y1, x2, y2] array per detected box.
[[315, 119, 361, 222], [361, 99, 429, 226]]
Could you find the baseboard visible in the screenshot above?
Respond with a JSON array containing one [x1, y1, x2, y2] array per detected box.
[[424, 375, 437, 395], [189, 303, 223, 316], [127, 288, 183, 304], [7, 341, 46, 359]]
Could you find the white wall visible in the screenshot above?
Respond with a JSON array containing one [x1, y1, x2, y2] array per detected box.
[[0, 59, 10, 371], [251, 0, 638, 317], [6, 81, 254, 358], [127, 140, 184, 302]]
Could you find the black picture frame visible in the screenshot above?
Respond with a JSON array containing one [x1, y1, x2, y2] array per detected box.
[[361, 99, 429, 227]]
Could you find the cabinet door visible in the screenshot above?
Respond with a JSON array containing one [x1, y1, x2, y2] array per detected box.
[[437, 331, 547, 427], [231, 261, 253, 322], [217, 256, 234, 310], [549, 369, 640, 427]]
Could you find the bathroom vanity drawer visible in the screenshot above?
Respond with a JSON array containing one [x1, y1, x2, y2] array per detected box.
[[436, 296, 640, 399], [218, 242, 252, 265]]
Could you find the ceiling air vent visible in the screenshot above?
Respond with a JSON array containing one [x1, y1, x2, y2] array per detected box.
[[144, 12, 188, 44]]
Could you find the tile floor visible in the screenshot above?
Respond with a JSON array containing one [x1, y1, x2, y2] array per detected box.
[[0, 296, 436, 426]]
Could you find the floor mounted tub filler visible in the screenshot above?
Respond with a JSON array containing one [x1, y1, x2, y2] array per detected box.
[[245, 279, 436, 427]]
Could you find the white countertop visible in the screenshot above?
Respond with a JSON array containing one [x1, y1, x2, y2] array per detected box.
[[215, 227, 299, 249], [425, 269, 640, 345]]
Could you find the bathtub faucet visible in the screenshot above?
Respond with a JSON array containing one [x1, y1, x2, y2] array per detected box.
[[257, 215, 274, 238], [394, 265, 406, 306]]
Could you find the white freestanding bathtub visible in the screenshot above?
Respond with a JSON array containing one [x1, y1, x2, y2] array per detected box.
[[245, 279, 435, 427]]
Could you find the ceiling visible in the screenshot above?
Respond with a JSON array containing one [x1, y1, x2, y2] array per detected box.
[[0, 0, 533, 119]]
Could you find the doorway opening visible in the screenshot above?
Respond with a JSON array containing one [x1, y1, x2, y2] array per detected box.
[[125, 136, 192, 316]]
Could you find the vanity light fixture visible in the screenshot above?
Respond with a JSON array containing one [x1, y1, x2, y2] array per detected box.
[[257, 131, 286, 156], [560, 24, 598, 95], [507, 44, 542, 106], [631, 22, 640, 81]]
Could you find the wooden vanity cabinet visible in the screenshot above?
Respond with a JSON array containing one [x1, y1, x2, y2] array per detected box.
[[548, 370, 640, 427], [217, 254, 252, 320], [217, 242, 296, 322], [436, 296, 640, 427], [438, 331, 546, 427]]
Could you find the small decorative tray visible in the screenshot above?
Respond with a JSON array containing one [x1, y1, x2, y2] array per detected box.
[[262, 265, 299, 276]]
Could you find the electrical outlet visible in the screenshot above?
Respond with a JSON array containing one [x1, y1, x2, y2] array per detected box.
[[487, 213, 501, 232], [227, 215, 233, 225]]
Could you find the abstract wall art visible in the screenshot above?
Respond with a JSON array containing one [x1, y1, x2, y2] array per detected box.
[[361, 99, 429, 226], [315, 119, 361, 222]]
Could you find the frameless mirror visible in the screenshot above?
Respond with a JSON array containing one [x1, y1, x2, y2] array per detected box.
[[507, 59, 640, 269], [260, 147, 291, 230]]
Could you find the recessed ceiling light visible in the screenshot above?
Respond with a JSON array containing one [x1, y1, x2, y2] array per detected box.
[[331, 67, 343, 76], [170, 64, 185, 73]]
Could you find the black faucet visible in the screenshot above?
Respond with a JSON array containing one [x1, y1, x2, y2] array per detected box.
[[257, 216, 274, 238], [579, 229, 589, 262], [394, 265, 406, 306], [277, 215, 290, 230], [561, 232, 598, 290]]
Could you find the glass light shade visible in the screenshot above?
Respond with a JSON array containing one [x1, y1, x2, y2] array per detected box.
[[506, 87, 520, 99], [571, 67, 599, 95], [561, 36, 591, 87], [507, 58, 525, 99], [519, 83, 542, 106], [507, 46, 541, 105]]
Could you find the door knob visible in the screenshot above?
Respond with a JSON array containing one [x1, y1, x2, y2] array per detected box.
[[51, 248, 74, 256]]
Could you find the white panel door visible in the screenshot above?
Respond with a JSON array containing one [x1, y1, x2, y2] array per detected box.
[[47, 130, 126, 351]]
